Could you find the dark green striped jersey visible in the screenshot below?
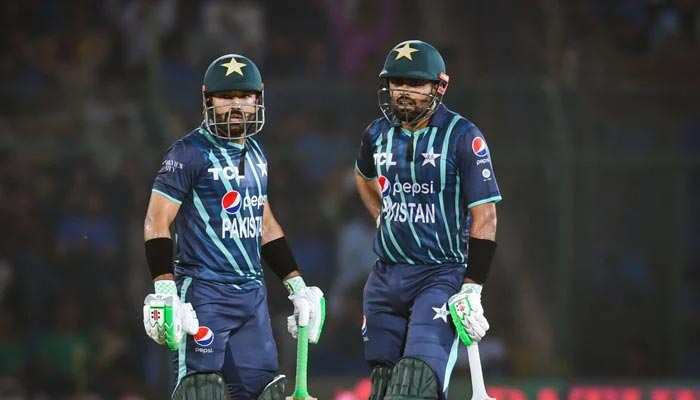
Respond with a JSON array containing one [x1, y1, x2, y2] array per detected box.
[[355, 104, 502, 266], [151, 125, 268, 289]]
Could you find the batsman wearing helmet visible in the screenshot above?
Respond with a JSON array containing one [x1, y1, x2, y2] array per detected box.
[[355, 40, 502, 399], [142, 54, 326, 400]]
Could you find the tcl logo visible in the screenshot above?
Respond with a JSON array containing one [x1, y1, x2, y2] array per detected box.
[[208, 166, 245, 181]]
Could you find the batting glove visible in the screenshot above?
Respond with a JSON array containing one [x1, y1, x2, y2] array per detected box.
[[448, 283, 489, 346], [285, 276, 326, 343], [143, 280, 199, 351]]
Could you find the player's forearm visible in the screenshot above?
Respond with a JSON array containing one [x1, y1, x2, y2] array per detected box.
[[465, 203, 498, 285], [355, 172, 382, 220]]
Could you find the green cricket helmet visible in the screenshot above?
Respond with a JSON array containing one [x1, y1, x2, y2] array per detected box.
[[202, 54, 265, 139], [378, 40, 450, 124]]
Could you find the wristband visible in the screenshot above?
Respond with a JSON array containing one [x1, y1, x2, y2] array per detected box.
[[465, 238, 497, 284], [261, 237, 299, 281], [145, 237, 174, 279]]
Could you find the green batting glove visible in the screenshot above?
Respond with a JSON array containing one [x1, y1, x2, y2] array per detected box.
[[448, 283, 490, 346], [285, 276, 326, 344], [143, 280, 199, 351]]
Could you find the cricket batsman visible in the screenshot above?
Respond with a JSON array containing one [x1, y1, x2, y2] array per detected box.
[[354, 40, 502, 399], [142, 54, 325, 400]]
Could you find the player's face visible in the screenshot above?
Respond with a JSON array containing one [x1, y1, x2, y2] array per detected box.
[[211, 91, 258, 128], [388, 78, 435, 122]]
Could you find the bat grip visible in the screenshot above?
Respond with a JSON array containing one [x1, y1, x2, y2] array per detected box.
[[291, 326, 310, 399]]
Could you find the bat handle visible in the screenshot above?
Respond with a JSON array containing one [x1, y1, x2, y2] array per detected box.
[[291, 325, 310, 399], [467, 343, 491, 399]]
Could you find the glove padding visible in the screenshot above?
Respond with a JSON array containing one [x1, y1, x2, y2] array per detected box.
[[286, 286, 326, 344], [143, 282, 199, 351], [448, 283, 489, 346]]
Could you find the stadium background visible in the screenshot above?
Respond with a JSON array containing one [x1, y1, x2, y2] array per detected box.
[[1, 0, 699, 398]]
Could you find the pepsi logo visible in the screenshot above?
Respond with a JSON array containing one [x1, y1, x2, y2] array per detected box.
[[221, 190, 242, 214], [361, 315, 367, 336], [194, 326, 214, 347], [471, 137, 488, 157], [378, 176, 390, 198]]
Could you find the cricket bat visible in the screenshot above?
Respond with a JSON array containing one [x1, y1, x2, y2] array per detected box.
[[467, 343, 495, 400], [287, 299, 316, 400]]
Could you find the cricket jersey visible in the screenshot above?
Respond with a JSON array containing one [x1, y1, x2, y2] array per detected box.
[[152, 125, 269, 289], [355, 103, 502, 266]]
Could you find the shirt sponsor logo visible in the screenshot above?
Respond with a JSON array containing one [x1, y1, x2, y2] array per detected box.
[[471, 137, 488, 157], [378, 176, 391, 197], [476, 158, 491, 166], [378, 176, 436, 197], [221, 191, 266, 215], [373, 152, 397, 167], [208, 166, 245, 181], [221, 191, 242, 214]]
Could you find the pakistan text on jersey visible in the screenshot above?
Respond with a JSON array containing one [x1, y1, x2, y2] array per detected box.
[[221, 216, 263, 239], [161, 159, 184, 172], [382, 201, 436, 224]]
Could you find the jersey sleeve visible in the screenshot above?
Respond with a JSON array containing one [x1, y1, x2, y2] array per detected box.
[[355, 123, 377, 179], [151, 140, 202, 204], [456, 124, 503, 208]]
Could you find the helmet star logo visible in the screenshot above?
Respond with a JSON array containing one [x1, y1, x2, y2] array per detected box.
[[394, 43, 419, 60], [221, 57, 247, 76]]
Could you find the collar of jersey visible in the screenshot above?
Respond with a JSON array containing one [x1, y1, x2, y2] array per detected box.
[[400, 126, 429, 137]]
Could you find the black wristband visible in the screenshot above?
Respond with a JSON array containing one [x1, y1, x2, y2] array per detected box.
[[261, 237, 299, 280], [465, 237, 497, 284], [145, 237, 174, 279]]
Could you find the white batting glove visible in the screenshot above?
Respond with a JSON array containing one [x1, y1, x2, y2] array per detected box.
[[448, 283, 489, 346], [284, 276, 326, 343], [143, 280, 199, 350]]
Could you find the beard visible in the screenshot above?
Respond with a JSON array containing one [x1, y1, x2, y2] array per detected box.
[[214, 109, 254, 136], [391, 95, 426, 122]]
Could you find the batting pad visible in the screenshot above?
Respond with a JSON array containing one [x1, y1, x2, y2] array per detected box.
[[258, 374, 286, 400], [172, 373, 229, 400], [369, 365, 392, 400], [384, 357, 440, 400]]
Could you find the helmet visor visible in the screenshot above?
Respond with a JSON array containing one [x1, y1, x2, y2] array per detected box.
[[203, 91, 265, 139]]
